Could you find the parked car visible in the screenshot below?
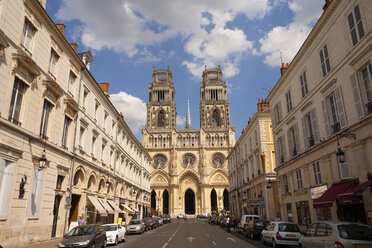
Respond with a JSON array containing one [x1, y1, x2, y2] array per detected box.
[[153, 217, 160, 228], [177, 213, 185, 219], [261, 222, 301, 248], [143, 217, 154, 230], [157, 216, 164, 226], [299, 221, 372, 248], [58, 224, 106, 248], [244, 219, 270, 240], [161, 214, 171, 224], [238, 215, 261, 231], [126, 219, 145, 234], [102, 224, 126, 245]]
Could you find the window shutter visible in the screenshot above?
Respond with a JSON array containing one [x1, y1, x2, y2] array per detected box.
[[294, 123, 301, 154], [281, 134, 287, 162], [334, 86, 347, 129], [287, 129, 293, 158], [321, 99, 331, 137], [301, 117, 308, 149], [278, 101, 283, 123], [311, 108, 320, 143], [273, 107, 277, 127], [274, 138, 279, 166], [350, 72, 365, 119]]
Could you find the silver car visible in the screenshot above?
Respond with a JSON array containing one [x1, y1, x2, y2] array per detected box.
[[299, 221, 372, 248], [126, 219, 145, 234]]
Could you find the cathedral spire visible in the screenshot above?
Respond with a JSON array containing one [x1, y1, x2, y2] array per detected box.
[[186, 97, 191, 129]]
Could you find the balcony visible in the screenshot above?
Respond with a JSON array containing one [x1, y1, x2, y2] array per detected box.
[[8, 116, 22, 126]]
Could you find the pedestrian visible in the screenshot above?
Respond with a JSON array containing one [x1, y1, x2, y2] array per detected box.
[[78, 215, 86, 226], [233, 217, 238, 231], [226, 216, 230, 233]]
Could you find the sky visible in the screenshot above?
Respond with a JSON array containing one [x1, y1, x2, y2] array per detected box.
[[46, 0, 324, 142]]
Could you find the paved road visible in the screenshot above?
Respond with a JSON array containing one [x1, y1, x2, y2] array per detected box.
[[116, 218, 267, 248]]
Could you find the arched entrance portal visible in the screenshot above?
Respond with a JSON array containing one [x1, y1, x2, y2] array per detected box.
[[163, 189, 169, 214], [151, 190, 156, 210], [211, 188, 217, 211], [184, 189, 195, 214], [223, 188, 229, 210]]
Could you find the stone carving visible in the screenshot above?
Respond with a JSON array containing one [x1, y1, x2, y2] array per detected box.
[[153, 154, 167, 169], [212, 153, 225, 168], [182, 153, 196, 168], [154, 175, 166, 183], [213, 174, 226, 182]]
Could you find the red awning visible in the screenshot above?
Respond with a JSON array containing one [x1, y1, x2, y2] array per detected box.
[[339, 179, 372, 201], [313, 181, 355, 208]]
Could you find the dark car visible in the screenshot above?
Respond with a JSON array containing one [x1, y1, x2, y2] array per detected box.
[[58, 224, 106, 248], [244, 219, 270, 240], [161, 214, 171, 224], [143, 217, 154, 230], [153, 217, 160, 227]]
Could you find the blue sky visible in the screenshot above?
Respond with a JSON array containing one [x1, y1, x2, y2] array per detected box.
[[46, 0, 324, 141]]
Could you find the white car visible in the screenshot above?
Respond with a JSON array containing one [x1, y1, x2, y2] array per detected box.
[[261, 222, 302, 248], [238, 214, 261, 231], [102, 224, 126, 245], [177, 213, 185, 219]]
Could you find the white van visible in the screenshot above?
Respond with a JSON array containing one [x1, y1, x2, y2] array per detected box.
[[237, 215, 261, 232]]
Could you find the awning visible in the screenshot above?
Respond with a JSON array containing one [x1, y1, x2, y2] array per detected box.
[[313, 181, 355, 208], [87, 195, 107, 216], [97, 198, 114, 214], [120, 204, 135, 214], [339, 179, 372, 201], [107, 200, 123, 212]]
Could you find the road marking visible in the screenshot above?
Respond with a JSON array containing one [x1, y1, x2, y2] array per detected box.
[[227, 237, 236, 242], [161, 223, 183, 248], [162, 243, 168, 248], [186, 236, 195, 243], [212, 241, 216, 246]]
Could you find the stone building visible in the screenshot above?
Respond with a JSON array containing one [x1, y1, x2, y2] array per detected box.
[[228, 99, 279, 220], [267, 0, 372, 227], [0, 0, 150, 247], [142, 66, 235, 217]]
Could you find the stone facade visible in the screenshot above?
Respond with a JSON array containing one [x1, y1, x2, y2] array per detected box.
[[228, 99, 279, 220], [267, 0, 372, 227], [142, 67, 235, 217], [0, 1, 150, 247]]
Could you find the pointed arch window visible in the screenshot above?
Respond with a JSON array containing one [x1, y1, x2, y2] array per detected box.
[[212, 109, 220, 127], [158, 110, 165, 127]]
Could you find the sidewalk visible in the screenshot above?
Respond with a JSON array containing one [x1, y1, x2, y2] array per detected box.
[[22, 238, 60, 248]]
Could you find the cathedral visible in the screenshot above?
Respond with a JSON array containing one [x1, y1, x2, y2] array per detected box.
[[142, 66, 235, 217]]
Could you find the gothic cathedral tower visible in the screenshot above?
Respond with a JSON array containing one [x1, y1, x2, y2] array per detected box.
[[146, 67, 176, 130], [200, 66, 231, 129]]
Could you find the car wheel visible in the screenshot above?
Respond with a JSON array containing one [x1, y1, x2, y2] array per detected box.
[[250, 232, 254, 240], [272, 239, 278, 248], [115, 236, 118, 245]]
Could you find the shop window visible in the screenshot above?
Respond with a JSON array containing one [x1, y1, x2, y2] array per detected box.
[[286, 203, 293, 222], [296, 201, 310, 226], [28, 168, 45, 216]]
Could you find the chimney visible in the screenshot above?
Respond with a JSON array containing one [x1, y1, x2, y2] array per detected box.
[[99, 81, 109, 96], [56, 22, 65, 35], [257, 98, 269, 112], [280, 63, 289, 76], [248, 117, 252, 124], [323, 0, 332, 11], [70, 43, 78, 52], [242, 128, 245, 135]]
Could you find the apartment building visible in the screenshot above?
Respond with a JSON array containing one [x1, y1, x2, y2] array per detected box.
[[267, 0, 372, 227], [0, 0, 151, 247], [228, 99, 279, 220]]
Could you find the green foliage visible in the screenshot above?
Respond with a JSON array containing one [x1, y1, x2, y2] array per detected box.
[[211, 210, 220, 216]]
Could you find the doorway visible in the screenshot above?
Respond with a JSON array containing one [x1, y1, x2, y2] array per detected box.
[[163, 189, 169, 214], [151, 190, 156, 210], [69, 194, 81, 224], [211, 188, 217, 211], [51, 195, 61, 237], [223, 188, 229, 211], [184, 189, 195, 214]]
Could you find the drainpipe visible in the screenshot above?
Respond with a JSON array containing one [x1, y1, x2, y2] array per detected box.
[[63, 67, 85, 235]]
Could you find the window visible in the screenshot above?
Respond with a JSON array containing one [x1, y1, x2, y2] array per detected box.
[[339, 149, 351, 179], [351, 62, 372, 117], [91, 135, 97, 157], [9, 77, 27, 125], [282, 174, 289, 193], [273, 101, 282, 126], [361, 63, 372, 110], [302, 108, 320, 149], [300, 71, 309, 97], [212, 109, 220, 127], [0, 158, 15, 216], [348, 4, 365, 46], [255, 130, 258, 145], [101, 141, 106, 162], [40, 100, 53, 139], [319, 44, 331, 77], [296, 169, 303, 189], [286, 203, 293, 222], [62, 116, 72, 148], [104, 112, 108, 129], [48, 49, 59, 77], [287, 123, 300, 158], [21, 18, 36, 54], [68, 71, 76, 95], [28, 168, 45, 215], [275, 135, 286, 165], [83, 89, 89, 110], [110, 148, 114, 168], [312, 161, 322, 185], [286, 90, 292, 112], [56, 175, 64, 190], [112, 121, 116, 136], [158, 110, 165, 127], [321, 86, 347, 137], [249, 137, 252, 151], [79, 126, 85, 149], [94, 101, 100, 120]]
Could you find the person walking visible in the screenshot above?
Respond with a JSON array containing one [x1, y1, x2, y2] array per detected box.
[[233, 217, 238, 231]]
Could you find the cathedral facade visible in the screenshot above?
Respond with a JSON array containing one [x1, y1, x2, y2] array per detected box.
[[142, 66, 235, 217]]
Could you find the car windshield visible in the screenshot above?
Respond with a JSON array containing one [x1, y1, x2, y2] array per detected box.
[[255, 221, 265, 227], [129, 220, 141, 225], [66, 226, 95, 237], [337, 224, 372, 241], [279, 223, 300, 233], [102, 225, 117, 231]]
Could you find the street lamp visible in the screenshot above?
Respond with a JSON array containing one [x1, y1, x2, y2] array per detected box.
[[335, 134, 356, 164], [39, 148, 48, 169]]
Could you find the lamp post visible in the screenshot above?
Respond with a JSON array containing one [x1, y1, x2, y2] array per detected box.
[[335, 134, 356, 163], [39, 148, 48, 169]]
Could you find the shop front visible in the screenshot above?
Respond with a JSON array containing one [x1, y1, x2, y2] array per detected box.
[[86, 195, 107, 225]]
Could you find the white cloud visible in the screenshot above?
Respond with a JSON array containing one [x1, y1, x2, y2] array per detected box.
[[110, 91, 147, 135], [176, 115, 186, 127], [259, 0, 324, 67], [56, 0, 270, 77]]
